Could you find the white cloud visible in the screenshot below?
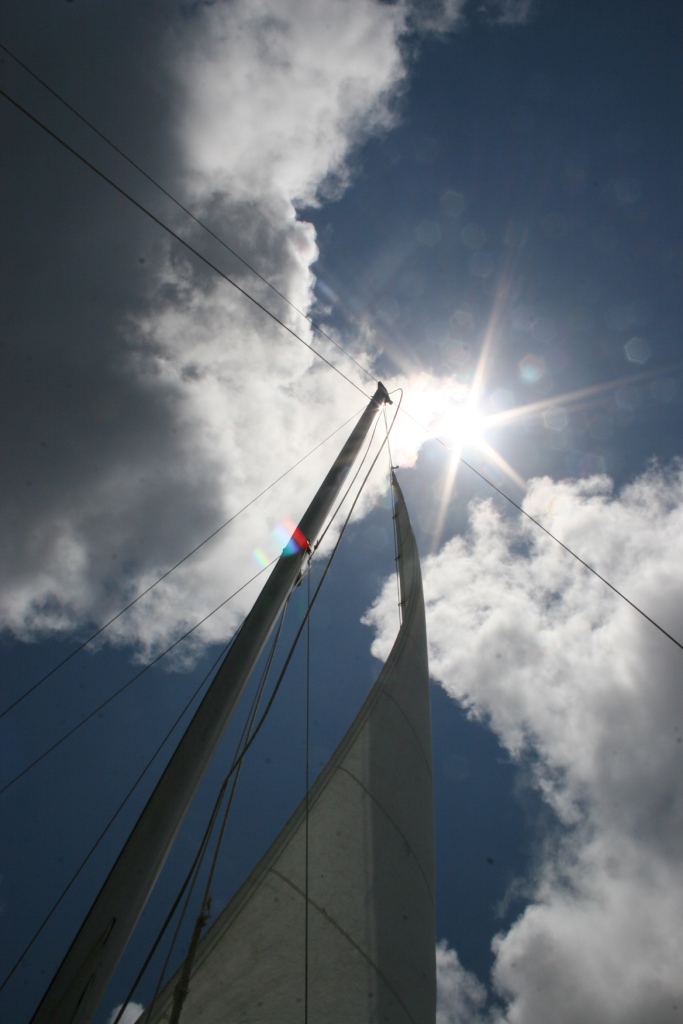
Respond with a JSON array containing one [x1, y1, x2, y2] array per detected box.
[[409, 0, 469, 35], [1, 0, 518, 661], [474, 0, 534, 26], [106, 1003, 144, 1024], [366, 462, 683, 1023], [172, 0, 409, 206], [1, 0, 419, 658], [437, 941, 488, 1024]]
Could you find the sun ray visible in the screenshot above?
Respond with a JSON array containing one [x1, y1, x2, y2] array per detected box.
[[431, 445, 462, 553], [396, 285, 680, 557], [476, 441, 528, 492], [469, 277, 508, 406], [486, 362, 682, 430]]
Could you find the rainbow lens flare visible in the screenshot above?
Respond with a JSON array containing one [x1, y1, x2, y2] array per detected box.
[[276, 517, 309, 556], [252, 517, 309, 567]]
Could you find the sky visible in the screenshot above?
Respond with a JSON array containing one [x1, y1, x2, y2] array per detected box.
[[1, 1, 682, 1022]]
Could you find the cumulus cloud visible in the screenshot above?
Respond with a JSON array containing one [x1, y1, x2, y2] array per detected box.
[[408, 0, 468, 35], [106, 1003, 144, 1024], [474, 0, 534, 26], [1, 0, 516, 666], [172, 0, 408, 205], [1, 0, 425, 659], [366, 462, 683, 1023], [437, 941, 488, 1024]]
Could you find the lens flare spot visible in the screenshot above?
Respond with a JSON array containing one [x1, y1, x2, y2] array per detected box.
[[461, 223, 487, 249], [416, 220, 441, 246], [275, 517, 309, 557], [520, 354, 546, 384], [543, 408, 568, 432], [449, 308, 475, 337], [512, 305, 535, 332], [624, 336, 651, 364], [441, 190, 466, 218], [616, 385, 641, 410], [468, 251, 494, 278], [581, 453, 606, 475]]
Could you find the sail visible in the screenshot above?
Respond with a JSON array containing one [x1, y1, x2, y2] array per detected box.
[[145, 472, 435, 1024]]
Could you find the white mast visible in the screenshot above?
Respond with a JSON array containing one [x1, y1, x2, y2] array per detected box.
[[30, 384, 392, 1024]]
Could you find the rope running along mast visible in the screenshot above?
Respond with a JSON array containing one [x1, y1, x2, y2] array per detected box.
[[30, 382, 392, 1024]]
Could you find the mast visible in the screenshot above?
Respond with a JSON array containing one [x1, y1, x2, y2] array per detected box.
[[144, 472, 436, 1024], [30, 383, 392, 1024]]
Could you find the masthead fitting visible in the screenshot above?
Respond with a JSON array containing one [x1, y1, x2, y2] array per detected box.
[[373, 381, 392, 405]]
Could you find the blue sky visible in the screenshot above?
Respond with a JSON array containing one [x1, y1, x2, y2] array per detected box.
[[2, 2, 683, 1022]]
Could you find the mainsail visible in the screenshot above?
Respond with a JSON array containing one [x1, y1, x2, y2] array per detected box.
[[144, 472, 435, 1023]]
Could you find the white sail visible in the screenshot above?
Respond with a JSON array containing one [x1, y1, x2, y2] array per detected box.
[[146, 472, 435, 1024]]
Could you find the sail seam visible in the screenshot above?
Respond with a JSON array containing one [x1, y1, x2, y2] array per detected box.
[[379, 687, 434, 782], [336, 766, 435, 904], [270, 869, 422, 1024], [177, 605, 431, 979]]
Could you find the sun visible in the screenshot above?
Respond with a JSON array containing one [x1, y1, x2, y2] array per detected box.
[[440, 402, 486, 449], [395, 374, 487, 454]]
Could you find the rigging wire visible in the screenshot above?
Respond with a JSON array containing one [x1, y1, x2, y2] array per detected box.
[[0, 560, 277, 796], [313, 411, 382, 553], [0, 396, 382, 796], [215, 390, 403, 780], [384, 400, 403, 628], [0, 41, 377, 386], [398, 405, 683, 654], [135, 850, 206, 1024], [166, 597, 292, 1024], [0, 85, 370, 402], [1, 406, 365, 720], [113, 598, 292, 1024], [0, 627, 240, 996], [304, 568, 311, 1024], [103, 767, 231, 1024], [110, 712, 257, 1024]]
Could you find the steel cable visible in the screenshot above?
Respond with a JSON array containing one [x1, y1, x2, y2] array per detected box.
[[1, 407, 364, 720], [0, 41, 377, 386], [0, 85, 370, 401]]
